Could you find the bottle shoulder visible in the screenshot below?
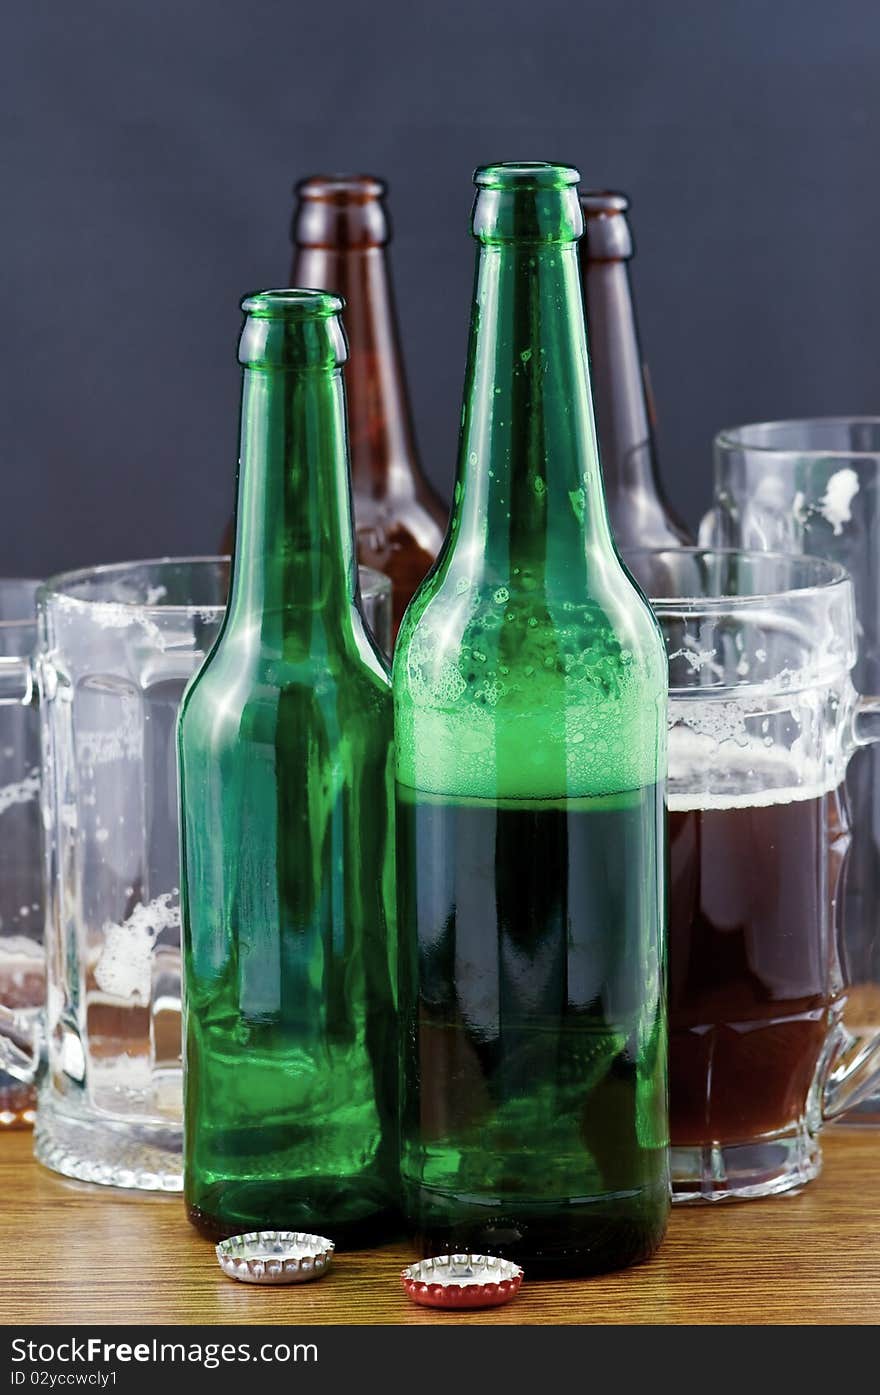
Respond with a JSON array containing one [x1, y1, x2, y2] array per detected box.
[[354, 490, 447, 609], [396, 558, 666, 689], [180, 629, 390, 746], [354, 483, 447, 541], [605, 487, 693, 549]]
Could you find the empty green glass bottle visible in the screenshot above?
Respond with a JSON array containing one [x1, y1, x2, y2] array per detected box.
[[394, 164, 669, 1276], [179, 289, 397, 1245]]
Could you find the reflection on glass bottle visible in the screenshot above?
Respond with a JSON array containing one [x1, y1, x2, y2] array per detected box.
[[580, 191, 690, 548], [395, 164, 670, 1277], [181, 290, 398, 1245]]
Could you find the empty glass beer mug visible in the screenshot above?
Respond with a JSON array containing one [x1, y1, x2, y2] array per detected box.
[[0, 580, 42, 1128], [0, 558, 391, 1190], [625, 548, 880, 1200], [705, 419, 880, 1123]]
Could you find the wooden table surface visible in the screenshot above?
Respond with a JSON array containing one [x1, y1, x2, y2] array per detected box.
[[0, 1127, 877, 1325]]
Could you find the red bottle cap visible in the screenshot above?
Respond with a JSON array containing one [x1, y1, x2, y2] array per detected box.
[[401, 1254, 523, 1310]]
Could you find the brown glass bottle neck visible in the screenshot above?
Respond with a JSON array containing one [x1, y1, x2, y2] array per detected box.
[[582, 254, 659, 495], [291, 240, 421, 500]]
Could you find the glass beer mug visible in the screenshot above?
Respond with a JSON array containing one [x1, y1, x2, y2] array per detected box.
[[0, 558, 390, 1190], [704, 420, 880, 1123], [625, 548, 880, 1200]]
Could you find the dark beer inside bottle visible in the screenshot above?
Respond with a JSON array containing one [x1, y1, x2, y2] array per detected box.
[[398, 782, 668, 1277], [668, 752, 850, 1149]]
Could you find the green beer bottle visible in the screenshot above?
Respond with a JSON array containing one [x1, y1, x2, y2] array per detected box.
[[394, 164, 669, 1276], [179, 289, 397, 1245]]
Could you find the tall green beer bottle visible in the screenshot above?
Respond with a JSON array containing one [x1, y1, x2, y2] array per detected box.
[[394, 164, 669, 1276], [179, 289, 397, 1244]]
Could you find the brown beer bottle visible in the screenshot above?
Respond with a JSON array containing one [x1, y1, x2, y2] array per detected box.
[[579, 191, 690, 547], [292, 175, 447, 635]]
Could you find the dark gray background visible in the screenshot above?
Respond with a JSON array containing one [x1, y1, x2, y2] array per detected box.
[[5, 0, 880, 578]]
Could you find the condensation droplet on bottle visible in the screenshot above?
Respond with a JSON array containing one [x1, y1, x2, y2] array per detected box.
[[520, 349, 532, 364], [494, 587, 509, 604]]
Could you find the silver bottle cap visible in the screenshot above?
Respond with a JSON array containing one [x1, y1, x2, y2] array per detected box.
[[216, 1230, 335, 1285]]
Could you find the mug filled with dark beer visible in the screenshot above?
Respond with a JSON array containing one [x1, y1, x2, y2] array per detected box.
[[626, 548, 880, 1201]]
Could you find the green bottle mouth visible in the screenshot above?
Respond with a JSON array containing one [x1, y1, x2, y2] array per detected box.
[[239, 289, 347, 368], [474, 162, 580, 190], [471, 163, 583, 243], [241, 288, 344, 319]]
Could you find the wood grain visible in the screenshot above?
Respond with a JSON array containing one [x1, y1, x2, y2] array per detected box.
[[0, 1127, 877, 1325]]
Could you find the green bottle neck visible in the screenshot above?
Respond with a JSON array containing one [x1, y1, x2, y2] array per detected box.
[[449, 237, 615, 582], [226, 364, 358, 654]]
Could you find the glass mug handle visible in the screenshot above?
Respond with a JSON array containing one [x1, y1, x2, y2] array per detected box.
[[0, 656, 35, 706], [0, 654, 43, 1084], [0, 1005, 41, 1084], [822, 693, 880, 1118]]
